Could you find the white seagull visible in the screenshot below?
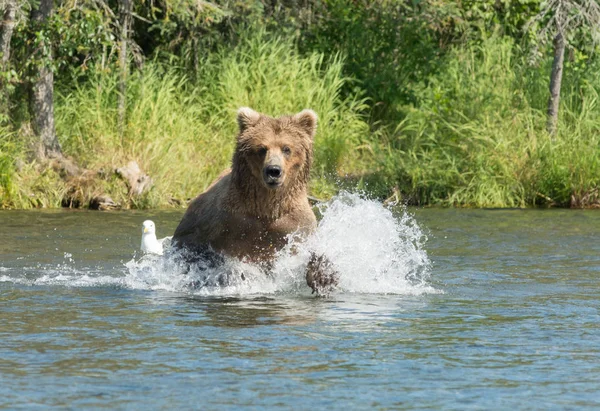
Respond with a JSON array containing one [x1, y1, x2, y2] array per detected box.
[[140, 220, 172, 255]]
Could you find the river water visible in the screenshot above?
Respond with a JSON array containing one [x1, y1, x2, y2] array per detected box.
[[1, 193, 599, 409]]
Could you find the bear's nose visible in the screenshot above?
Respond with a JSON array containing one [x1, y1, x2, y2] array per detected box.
[[265, 165, 282, 179]]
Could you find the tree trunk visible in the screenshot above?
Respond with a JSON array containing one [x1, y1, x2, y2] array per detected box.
[[118, 0, 131, 140], [0, 0, 16, 68], [30, 0, 61, 158], [547, 31, 565, 135], [0, 0, 16, 118]]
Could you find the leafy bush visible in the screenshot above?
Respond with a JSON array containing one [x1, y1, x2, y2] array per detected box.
[[368, 36, 600, 207]]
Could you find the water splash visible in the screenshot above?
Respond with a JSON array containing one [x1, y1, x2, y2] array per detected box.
[[123, 253, 280, 295], [124, 192, 436, 296], [0, 192, 437, 295], [0, 251, 123, 287]]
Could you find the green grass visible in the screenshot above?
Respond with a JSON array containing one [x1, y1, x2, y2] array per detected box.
[[533, 84, 600, 207], [56, 64, 227, 207], [0, 130, 68, 208], [0, 126, 18, 208], [366, 36, 600, 207], [2, 34, 369, 208], [208, 34, 369, 176], [1, 33, 600, 209]]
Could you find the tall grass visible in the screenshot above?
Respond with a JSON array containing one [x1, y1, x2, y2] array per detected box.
[[0, 126, 18, 208], [204, 34, 369, 175], [56, 65, 227, 207], [45, 34, 368, 207], [533, 83, 600, 207], [0, 127, 68, 208], [370, 36, 600, 207], [2, 33, 599, 209]]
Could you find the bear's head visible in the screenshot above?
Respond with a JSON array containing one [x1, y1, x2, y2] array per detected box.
[[233, 107, 317, 192]]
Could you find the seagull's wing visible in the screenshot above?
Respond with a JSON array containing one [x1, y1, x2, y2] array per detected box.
[[158, 236, 173, 249]]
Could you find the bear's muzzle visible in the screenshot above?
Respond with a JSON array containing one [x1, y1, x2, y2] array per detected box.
[[264, 164, 283, 188]]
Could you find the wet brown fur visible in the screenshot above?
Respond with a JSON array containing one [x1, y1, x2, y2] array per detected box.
[[172, 108, 318, 263]]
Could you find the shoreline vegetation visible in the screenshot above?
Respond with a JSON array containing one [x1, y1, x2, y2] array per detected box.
[[1, 1, 599, 210]]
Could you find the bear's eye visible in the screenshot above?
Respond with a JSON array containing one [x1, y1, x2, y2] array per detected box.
[[282, 146, 292, 156], [257, 147, 267, 157]]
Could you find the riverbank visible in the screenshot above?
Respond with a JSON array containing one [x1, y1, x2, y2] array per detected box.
[[1, 36, 599, 210]]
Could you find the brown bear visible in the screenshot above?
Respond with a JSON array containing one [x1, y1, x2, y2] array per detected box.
[[172, 107, 337, 293]]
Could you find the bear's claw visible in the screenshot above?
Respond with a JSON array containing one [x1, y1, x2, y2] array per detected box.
[[306, 253, 339, 296]]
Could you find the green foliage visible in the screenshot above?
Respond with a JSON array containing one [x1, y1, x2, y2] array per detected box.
[[304, 0, 444, 118], [55, 63, 228, 207], [368, 35, 600, 207], [2, 0, 600, 209], [0, 127, 68, 209], [50, 34, 369, 207], [206, 33, 369, 174], [51, 6, 114, 73], [300, 0, 543, 120], [533, 82, 600, 207], [0, 127, 17, 207], [9, 0, 112, 83]]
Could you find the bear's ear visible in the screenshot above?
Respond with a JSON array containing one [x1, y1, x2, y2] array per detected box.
[[237, 107, 261, 133], [293, 109, 318, 138]]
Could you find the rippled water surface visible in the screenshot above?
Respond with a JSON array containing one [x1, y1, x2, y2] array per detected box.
[[1, 198, 599, 409]]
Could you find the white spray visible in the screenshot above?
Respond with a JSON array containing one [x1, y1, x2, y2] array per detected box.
[[126, 192, 435, 296], [1, 193, 436, 295]]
